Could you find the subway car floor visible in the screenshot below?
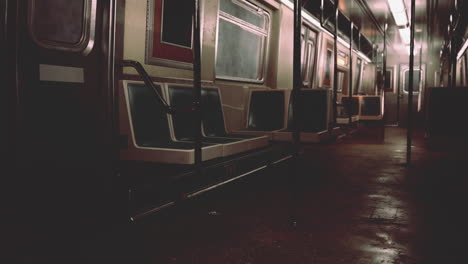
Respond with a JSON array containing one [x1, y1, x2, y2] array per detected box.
[[48, 127, 468, 263]]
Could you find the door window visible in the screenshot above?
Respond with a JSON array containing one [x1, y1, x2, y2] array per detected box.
[[28, 0, 96, 54], [403, 70, 421, 93]]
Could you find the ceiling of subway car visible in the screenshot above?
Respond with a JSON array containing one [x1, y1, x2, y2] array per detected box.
[[338, 0, 460, 58], [299, 0, 458, 58]]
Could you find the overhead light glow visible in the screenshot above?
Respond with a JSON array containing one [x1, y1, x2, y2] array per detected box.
[[387, 0, 408, 26], [406, 46, 417, 55], [392, 12, 408, 26], [399, 27, 411, 44]]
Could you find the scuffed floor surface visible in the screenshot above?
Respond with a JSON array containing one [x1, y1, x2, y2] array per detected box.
[[24, 128, 468, 263]]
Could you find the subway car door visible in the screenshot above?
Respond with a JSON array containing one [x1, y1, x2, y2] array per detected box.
[[11, 0, 117, 260], [398, 64, 426, 127]]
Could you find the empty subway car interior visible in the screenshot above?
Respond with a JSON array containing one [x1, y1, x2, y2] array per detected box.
[[4, 0, 468, 263]]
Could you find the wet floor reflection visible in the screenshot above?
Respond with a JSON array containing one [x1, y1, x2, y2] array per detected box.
[[100, 128, 447, 263]]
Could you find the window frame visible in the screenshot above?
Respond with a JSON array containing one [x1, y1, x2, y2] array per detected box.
[[301, 24, 318, 88], [337, 50, 349, 67], [323, 41, 334, 87], [145, 0, 194, 70], [214, 0, 271, 83], [399, 64, 425, 93], [27, 0, 97, 55], [353, 57, 363, 95], [337, 70, 345, 93], [402, 69, 422, 94], [383, 67, 395, 93]]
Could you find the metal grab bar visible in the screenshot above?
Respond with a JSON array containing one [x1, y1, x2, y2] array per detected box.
[[118, 60, 196, 114]]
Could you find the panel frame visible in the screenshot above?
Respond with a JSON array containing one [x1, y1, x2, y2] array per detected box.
[[145, 0, 194, 70], [27, 0, 97, 55]]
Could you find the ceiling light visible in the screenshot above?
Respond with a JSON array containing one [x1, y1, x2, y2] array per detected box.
[[399, 27, 411, 44], [387, 0, 408, 26], [392, 12, 409, 26]]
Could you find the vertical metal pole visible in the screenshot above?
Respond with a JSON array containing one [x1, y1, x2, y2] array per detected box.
[[292, 0, 302, 145], [348, 22, 353, 124], [290, 0, 302, 228], [381, 23, 387, 140], [193, 0, 202, 167], [383, 24, 387, 95], [448, 15, 453, 88], [406, 0, 416, 165], [333, 0, 339, 124]]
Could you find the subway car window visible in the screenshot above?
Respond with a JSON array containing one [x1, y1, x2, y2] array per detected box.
[[337, 71, 345, 92], [337, 51, 348, 67], [28, 0, 95, 53], [216, 0, 269, 82], [161, 0, 192, 48], [302, 26, 317, 87], [323, 42, 333, 87], [404, 70, 421, 93], [146, 0, 194, 66], [354, 58, 362, 94]]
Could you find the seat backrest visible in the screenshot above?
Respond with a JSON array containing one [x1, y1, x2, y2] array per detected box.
[[427, 87, 468, 136], [341, 97, 360, 116], [167, 85, 198, 141], [286, 90, 329, 132], [127, 83, 172, 146], [167, 85, 229, 139], [247, 90, 285, 131], [360, 96, 381, 116], [202, 88, 228, 137], [299, 90, 329, 132]]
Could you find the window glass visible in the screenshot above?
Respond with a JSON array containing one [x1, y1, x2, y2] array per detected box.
[[324, 48, 333, 86], [216, 0, 269, 81], [302, 27, 317, 87], [28, 0, 95, 53], [216, 20, 263, 80], [147, 0, 193, 66], [337, 51, 348, 67], [354, 58, 362, 94], [161, 0, 192, 48], [301, 34, 306, 77], [31, 0, 85, 44], [385, 70, 392, 91], [337, 71, 345, 92], [304, 41, 314, 82], [404, 70, 421, 92], [219, 0, 265, 28]]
